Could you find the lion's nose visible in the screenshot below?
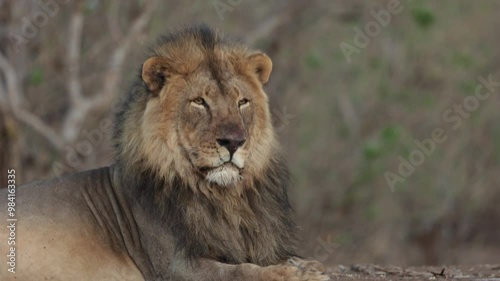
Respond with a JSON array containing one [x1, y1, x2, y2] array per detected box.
[[216, 137, 246, 158]]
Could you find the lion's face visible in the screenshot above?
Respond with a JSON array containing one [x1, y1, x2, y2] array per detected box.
[[139, 50, 275, 187], [178, 71, 256, 186]]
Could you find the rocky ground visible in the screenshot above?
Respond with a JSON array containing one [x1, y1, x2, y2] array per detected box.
[[326, 264, 500, 280]]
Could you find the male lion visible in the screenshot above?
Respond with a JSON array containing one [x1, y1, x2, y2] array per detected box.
[[0, 25, 329, 281]]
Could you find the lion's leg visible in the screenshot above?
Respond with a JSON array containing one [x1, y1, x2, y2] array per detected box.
[[169, 258, 329, 281]]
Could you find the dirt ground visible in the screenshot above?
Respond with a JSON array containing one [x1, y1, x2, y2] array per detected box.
[[326, 264, 500, 280]]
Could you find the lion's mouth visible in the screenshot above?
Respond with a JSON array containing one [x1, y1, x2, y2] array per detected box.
[[199, 162, 241, 174], [201, 163, 242, 186]]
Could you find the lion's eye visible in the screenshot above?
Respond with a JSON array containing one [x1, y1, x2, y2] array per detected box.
[[192, 97, 206, 106], [238, 99, 250, 107]]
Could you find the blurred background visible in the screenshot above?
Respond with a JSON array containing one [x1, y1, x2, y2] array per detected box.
[[1, 0, 499, 266]]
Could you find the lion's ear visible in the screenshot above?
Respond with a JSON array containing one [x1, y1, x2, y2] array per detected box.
[[248, 53, 273, 85], [142, 57, 170, 95]]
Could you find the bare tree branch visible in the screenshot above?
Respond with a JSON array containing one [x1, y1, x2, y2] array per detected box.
[[247, 1, 309, 45], [107, 1, 124, 41], [247, 13, 291, 45], [0, 54, 65, 150], [0, 93, 6, 111], [93, 0, 159, 107], [0, 70, 8, 112], [62, 9, 90, 142], [0, 55, 22, 109], [62, 0, 158, 142], [66, 10, 85, 106], [1, 1, 158, 148]]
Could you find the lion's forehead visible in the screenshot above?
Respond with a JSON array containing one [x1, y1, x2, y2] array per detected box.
[[179, 71, 256, 101]]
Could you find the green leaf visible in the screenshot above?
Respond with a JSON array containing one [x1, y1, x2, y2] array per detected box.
[[305, 52, 322, 69], [412, 7, 435, 29], [29, 68, 44, 86], [363, 140, 382, 160]]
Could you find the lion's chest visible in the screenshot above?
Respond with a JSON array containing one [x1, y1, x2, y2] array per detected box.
[[179, 192, 282, 265]]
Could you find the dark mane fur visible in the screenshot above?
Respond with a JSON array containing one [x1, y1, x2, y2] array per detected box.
[[116, 154, 297, 265]]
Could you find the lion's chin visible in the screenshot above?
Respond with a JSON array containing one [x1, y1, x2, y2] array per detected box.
[[204, 163, 241, 186]]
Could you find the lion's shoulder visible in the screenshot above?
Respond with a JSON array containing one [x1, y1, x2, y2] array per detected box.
[[6, 167, 113, 215]]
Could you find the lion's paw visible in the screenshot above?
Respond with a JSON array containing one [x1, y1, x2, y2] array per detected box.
[[259, 263, 330, 281], [287, 257, 327, 273]]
